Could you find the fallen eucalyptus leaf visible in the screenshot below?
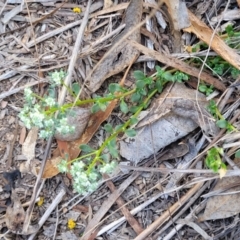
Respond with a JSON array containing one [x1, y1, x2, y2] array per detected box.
[[120, 83, 215, 163], [55, 107, 91, 141]]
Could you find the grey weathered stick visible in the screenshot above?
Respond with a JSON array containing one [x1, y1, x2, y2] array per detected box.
[[0, 79, 47, 99], [58, 0, 92, 105]]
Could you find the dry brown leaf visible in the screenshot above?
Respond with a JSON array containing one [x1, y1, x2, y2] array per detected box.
[[158, 142, 189, 161], [198, 176, 240, 221], [184, 10, 240, 70], [19, 127, 27, 145], [1, 100, 8, 108], [5, 189, 26, 233], [40, 156, 62, 179], [104, 0, 113, 9], [22, 127, 38, 162], [54, 107, 91, 141], [237, 0, 240, 8], [120, 83, 214, 163]]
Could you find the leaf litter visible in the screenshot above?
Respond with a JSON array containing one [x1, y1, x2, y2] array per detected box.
[[0, 0, 240, 239]]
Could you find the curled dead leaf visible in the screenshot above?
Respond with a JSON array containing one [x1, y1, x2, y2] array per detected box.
[[55, 107, 91, 142], [39, 156, 62, 179], [5, 189, 25, 234]]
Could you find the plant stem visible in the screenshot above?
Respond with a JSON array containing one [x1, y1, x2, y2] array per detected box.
[[87, 88, 158, 173]]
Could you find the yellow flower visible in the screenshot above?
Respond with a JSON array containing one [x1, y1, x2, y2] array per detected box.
[[68, 219, 76, 229], [73, 7, 81, 14], [37, 197, 44, 207], [219, 167, 227, 179]]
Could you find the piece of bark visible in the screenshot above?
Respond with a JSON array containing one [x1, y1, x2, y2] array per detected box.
[[85, 0, 143, 92]]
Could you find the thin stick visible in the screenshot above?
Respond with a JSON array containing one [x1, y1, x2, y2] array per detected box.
[[58, 0, 92, 105], [28, 188, 66, 240], [134, 182, 203, 240]]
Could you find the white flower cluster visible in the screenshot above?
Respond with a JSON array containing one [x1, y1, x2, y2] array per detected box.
[[50, 70, 67, 86], [58, 159, 68, 173], [55, 117, 75, 135], [99, 161, 117, 174], [19, 87, 75, 139], [58, 159, 118, 195], [24, 88, 34, 102], [70, 161, 100, 194]]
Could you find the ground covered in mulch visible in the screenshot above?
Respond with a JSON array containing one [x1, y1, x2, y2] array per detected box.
[[1, 0, 240, 239]]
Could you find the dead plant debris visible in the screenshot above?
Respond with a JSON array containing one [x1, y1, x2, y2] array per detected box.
[[1, 0, 240, 239]]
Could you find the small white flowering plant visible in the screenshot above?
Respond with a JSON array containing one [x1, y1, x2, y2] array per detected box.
[[19, 68, 189, 194], [19, 70, 75, 139]]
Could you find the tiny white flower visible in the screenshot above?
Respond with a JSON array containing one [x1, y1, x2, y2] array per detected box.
[[88, 182, 98, 192], [51, 71, 62, 85], [24, 88, 33, 99], [89, 172, 98, 181], [39, 130, 52, 139], [50, 70, 66, 86], [44, 97, 56, 107], [30, 110, 45, 128], [44, 118, 54, 128], [58, 160, 68, 173]]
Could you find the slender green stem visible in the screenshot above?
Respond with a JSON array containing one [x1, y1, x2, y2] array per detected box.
[[67, 151, 97, 165], [86, 88, 158, 173], [44, 88, 136, 116], [31, 93, 45, 102], [61, 81, 76, 97]]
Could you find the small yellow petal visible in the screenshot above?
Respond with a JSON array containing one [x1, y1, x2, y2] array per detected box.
[[37, 197, 44, 207], [219, 168, 227, 179], [73, 7, 81, 14], [68, 219, 76, 229]]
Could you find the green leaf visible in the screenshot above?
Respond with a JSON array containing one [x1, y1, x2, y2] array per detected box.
[[131, 92, 141, 102], [129, 106, 139, 113], [156, 79, 163, 93], [230, 67, 240, 79], [235, 150, 240, 158], [108, 145, 119, 158], [48, 88, 56, 98], [213, 64, 224, 75], [156, 66, 163, 76], [103, 123, 113, 133], [216, 119, 228, 129], [115, 124, 124, 131], [108, 83, 121, 94], [80, 144, 94, 153], [109, 138, 117, 148], [134, 70, 146, 80], [173, 71, 189, 82], [120, 100, 128, 114], [136, 80, 146, 89], [125, 129, 136, 137], [100, 153, 110, 162], [199, 84, 207, 92], [98, 102, 107, 111], [72, 83, 81, 95], [144, 77, 153, 85], [138, 88, 147, 96], [91, 103, 100, 113], [225, 24, 234, 37], [107, 139, 119, 158], [162, 71, 173, 81], [129, 116, 138, 125]]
